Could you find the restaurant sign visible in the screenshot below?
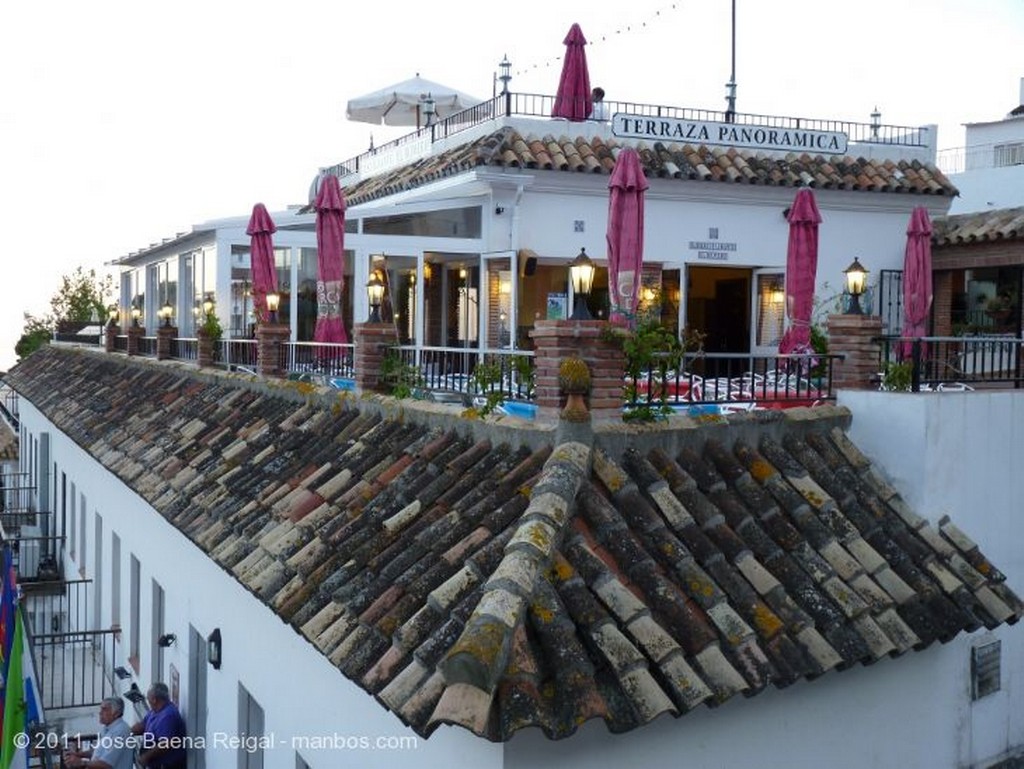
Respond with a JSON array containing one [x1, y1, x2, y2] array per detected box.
[[612, 114, 848, 154]]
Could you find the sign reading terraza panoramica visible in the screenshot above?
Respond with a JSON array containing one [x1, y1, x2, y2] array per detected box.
[[612, 114, 848, 154]]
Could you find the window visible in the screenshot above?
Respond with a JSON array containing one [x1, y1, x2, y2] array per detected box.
[[129, 554, 141, 671], [363, 206, 482, 238], [971, 640, 1001, 700], [994, 143, 1024, 168], [756, 272, 786, 346], [237, 684, 265, 769], [111, 533, 121, 628]]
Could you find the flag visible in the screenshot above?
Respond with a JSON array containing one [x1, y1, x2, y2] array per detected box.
[[0, 607, 26, 769], [0, 547, 16, 742]]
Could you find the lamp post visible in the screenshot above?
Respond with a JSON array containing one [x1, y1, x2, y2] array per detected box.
[[107, 305, 119, 328], [266, 291, 281, 325], [498, 55, 512, 95], [202, 297, 215, 318], [130, 305, 142, 328], [844, 257, 869, 315], [569, 248, 595, 320], [160, 302, 173, 328], [366, 274, 385, 323]]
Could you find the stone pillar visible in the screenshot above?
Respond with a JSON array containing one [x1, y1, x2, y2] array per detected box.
[[256, 324, 290, 378], [197, 331, 215, 369], [828, 314, 884, 391], [530, 320, 625, 422], [126, 326, 143, 357], [354, 322, 400, 395], [156, 325, 177, 361], [104, 325, 118, 353]]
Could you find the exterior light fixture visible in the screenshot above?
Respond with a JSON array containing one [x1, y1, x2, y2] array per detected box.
[[160, 303, 173, 328], [107, 305, 119, 327], [266, 291, 281, 324], [844, 257, 869, 315], [569, 247, 595, 320], [202, 297, 215, 317], [498, 55, 512, 95], [366, 274, 385, 323], [207, 628, 222, 670], [130, 305, 142, 328], [157, 632, 177, 648]]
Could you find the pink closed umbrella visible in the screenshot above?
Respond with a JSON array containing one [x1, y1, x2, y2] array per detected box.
[[900, 206, 933, 359], [247, 203, 278, 325], [779, 188, 823, 354], [314, 174, 348, 344], [606, 148, 648, 326], [551, 23, 592, 121]]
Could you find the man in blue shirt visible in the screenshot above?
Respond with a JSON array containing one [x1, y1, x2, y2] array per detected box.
[[132, 683, 187, 769]]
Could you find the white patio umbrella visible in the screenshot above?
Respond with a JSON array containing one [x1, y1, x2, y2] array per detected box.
[[345, 75, 482, 128]]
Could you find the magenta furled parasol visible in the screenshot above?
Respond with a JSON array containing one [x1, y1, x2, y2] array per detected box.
[[606, 148, 648, 326], [313, 174, 348, 344], [551, 23, 592, 122], [779, 188, 822, 354]]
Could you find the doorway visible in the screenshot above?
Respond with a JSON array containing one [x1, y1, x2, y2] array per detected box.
[[686, 266, 752, 354]]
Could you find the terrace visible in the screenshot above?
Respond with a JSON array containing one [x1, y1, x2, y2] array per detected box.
[[49, 318, 1024, 418]]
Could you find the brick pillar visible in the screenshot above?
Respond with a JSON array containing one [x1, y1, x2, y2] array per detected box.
[[197, 331, 215, 368], [828, 314, 883, 391], [126, 326, 143, 357], [156, 325, 177, 361], [354, 322, 400, 394], [530, 320, 625, 422], [256, 324, 290, 378], [104, 325, 118, 353], [933, 271, 953, 336]]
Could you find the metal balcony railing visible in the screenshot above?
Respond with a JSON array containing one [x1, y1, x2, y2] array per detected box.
[[321, 92, 934, 183]]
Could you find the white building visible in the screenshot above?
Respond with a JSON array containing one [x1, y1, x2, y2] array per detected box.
[[3, 345, 1021, 769], [114, 94, 953, 358], [942, 77, 1024, 214]]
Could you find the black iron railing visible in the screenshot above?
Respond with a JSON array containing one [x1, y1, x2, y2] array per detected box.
[[391, 346, 536, 403], [23, 578, 120, 712], [321, 92, 932, 182], [286, 342, 355, 379], [879, 336, 1024, 391], [626, 352, 839, 412]]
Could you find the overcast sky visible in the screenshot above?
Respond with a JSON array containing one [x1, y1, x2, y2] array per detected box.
[[1, 0, 1021, 370]]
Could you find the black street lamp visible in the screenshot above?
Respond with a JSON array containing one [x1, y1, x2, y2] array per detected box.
[[844, 257, 869, 315], [569, 248, 595, 320], [366, 275, 385, 323]]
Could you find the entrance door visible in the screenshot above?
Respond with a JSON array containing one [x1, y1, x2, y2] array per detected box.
[[686, 266, 751, 352], [187, 626, 208, 769]]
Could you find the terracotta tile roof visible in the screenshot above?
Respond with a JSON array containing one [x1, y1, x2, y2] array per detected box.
[[337, 127, 958, 207], [933, 205, 1024, 246], [6, 347, 1019, 741]]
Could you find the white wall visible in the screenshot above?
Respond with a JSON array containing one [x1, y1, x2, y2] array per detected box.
[[508, 640, 982, 769], [841, 389, 1024, 766], [512, 392, 1024, 769], [514, 181, 949, 309], [19, 399, 502, 769], [949, 165, 1024, 213]]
